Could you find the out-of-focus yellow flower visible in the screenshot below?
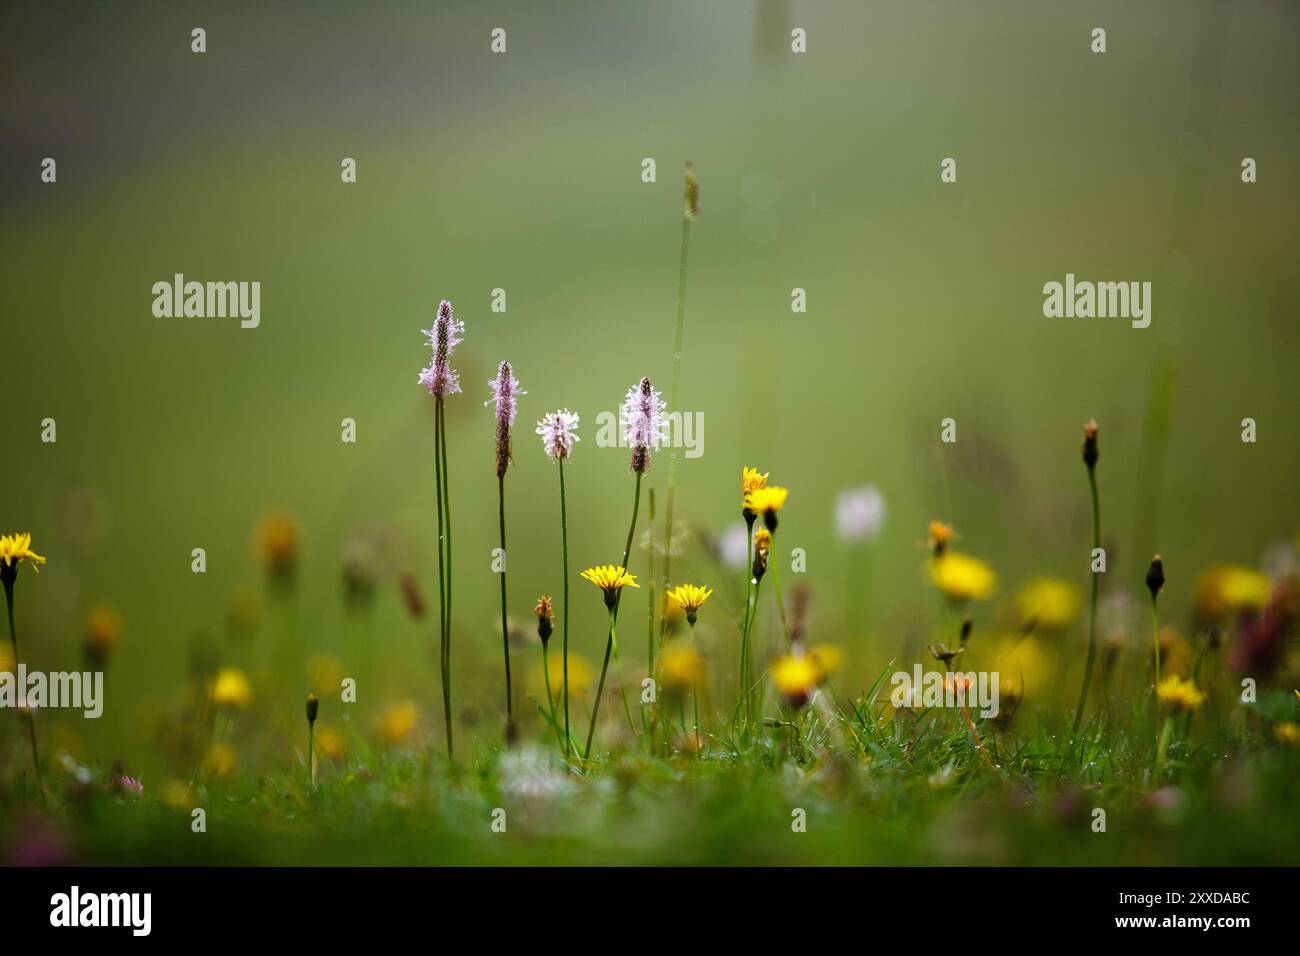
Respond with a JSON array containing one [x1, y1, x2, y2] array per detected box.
[[770, 654, 819, 709], [1156, 674, 1205, 713], [927, 520, 955, 556], [256, 511, 300, 581], [308, 655, 345, 697], [929, 552, 996, 602], [1155, 627, 1193, 677], [0, 532, 46, 573], [376, 700, 419, 744], [160, 778, 192, 809], [1273, 722, 1300, 747], [210, 668, 253, 710], [808, 643, 845, 682], [204, 742, 237, 778], [0, 642, 14, 675], [993, 635, 1049, 698], [83, 604, 124, 657], [315, 724, 346, 760], [665, 584, 713, 625], [1016, 578, 1081, 633], [538, 653, 594, 698], [658, 639, 706, 692], [225, 586, 262, 636], [1193, 565, 1270, 620]]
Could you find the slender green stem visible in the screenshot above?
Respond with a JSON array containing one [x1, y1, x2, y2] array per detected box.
[[5, 581, 44, 803], [434, 398, 454, 759], [688, 620, 700, 751], [1072, 467, 1101, 735], [584, 472, 644, 759], [1151, 594, 1161, 688], [497, 474, 513, 734], [657, 209, 693, 647], [308, 722, 315, 791], [584, 607, 617, 760], [1154, 713, 1174, 778], [738, 513, 756, 727], [542, 644, 563, 749], [559, 458, 571, 756], [769, 528, 789, 639], [739, 575, 765, 730], [646, 490, 656, 678]]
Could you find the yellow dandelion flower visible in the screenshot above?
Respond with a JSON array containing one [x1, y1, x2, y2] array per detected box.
[[927, 520, 955, 556], [659, 639, 706, 692], [929, 552, 997, 602], [665, 583, 714, 625], [1156, 674, 1205, 713], [1016, 578, 1081, 633], [808, 643, 845, 682], [203, 742, 237, 778], [580, 565, 640, 607], [0, 532, 46, 576], [210, 668, 253, 710], [1193, 565, 1270, 620], [770, 653, 819, 709], [376, 700, 419, 744], [0, 641, 14, 675], [743, 486, 789, 529], [84, 604, 124, 656], [741, 466, 769, 507]]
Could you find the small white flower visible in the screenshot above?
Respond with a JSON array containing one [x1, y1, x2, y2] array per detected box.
[[718, 521, 751, 570], [835, 485, 885, 543]]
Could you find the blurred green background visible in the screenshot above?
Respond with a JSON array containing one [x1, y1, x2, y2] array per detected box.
[[2, 0, 1297, 775]]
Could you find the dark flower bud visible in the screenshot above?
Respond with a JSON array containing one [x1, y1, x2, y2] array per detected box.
[[1146, 555, 1165, 599], [306, 693, 319, 724], [1082, 420, 1099, 470]]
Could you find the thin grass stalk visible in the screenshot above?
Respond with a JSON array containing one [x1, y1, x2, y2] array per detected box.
[[5, 577, 44, 803], [559, 457, 571, 756], [657, 196, 693, 648], [1072, 466, 1102, 735], [497, 473, 513, 734], [434, 397, 454, 758]]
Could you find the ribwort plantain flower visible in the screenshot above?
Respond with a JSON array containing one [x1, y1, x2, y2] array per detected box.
[[683, 160, 701, 220], [486, 360, 525, 479], [1082, 419, 1099, 470], [623, 376, 667, 473], [536, 409, 579, 461], [419, 299, 464, 397]]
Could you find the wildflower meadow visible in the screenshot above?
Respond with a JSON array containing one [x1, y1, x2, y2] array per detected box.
[[1, 1, 1298, 912]]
